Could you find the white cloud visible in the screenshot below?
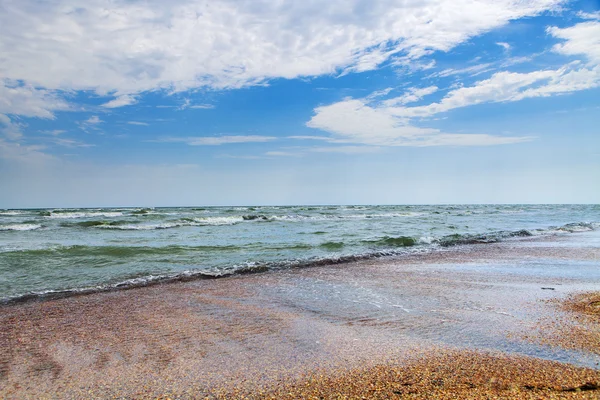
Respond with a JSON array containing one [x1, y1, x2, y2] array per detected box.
[[78, 115, 104, 132], [155, 135, 276, 146], [496, 42, 511, 51], [0, 80, 70, 118], [309, 146, 382, 154], [0, 81, 70, 145], [307, 58, 600, 147], [39, 130, 67, 135], [428, 63, 494, 78], [288, 135, 334, 141], [366, 88, 394, 100], [101, 94, 138, 108], [0, 138, 56, 164], [48, 138, 95, 148], [548, 21, 600, 64], [177, 99, 215, 110], [265, 151, 297, 157], [577, 11, 600, 20], [85, 116, 102, 125], [0, 0, 564, 102], [189, 104, 215, 109], [381, 86, 438, 106], [127, 121, 149, 126], [389, 65, 600, 119], [0, 114, 24, 140], [306, 96, 533, 146]]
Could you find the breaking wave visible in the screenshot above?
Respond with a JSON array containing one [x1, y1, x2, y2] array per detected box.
[[1, 214, 598, 305], [0, 247, 430, 305], [0, 224, 42, 231], [97, 216, 244, 230], [41, 211, 124, 219], [0, 210, 23, 216]]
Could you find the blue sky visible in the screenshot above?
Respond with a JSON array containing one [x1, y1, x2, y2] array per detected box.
[[1, 0, 599, 207]]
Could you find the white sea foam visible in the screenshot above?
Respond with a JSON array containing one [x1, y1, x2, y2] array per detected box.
[[0, 210, 23, 216], [558, 222, 596, 233], [98, 216, 244, 230], [0, 224, 42, 231], [193, 216, 244, 226], [268, 212, 422, 222], [47, 211, 124, 219], [418, 236, 435, 244]]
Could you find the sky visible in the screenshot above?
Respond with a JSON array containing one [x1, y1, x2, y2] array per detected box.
[[0, 0, 599, 207]]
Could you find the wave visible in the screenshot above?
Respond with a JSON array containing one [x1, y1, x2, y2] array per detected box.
[[3, 244, 243, 259], [0, 210, 24, 216], [358, 222, 598, 248], [0, 223, 42, 231], [243, 212, 422, 222], [60, 220, 132, 228], [2, 219, 598, 305], [98, 216, 244, 230], [42, 211, 124, 219], [54, 216, 246, 230], [362, 236, 417, 247], [130, 208, 154, 215], [436, 229, 533, 247], [557, 222, 597, 233], [319, 241, 345, 250], [0, 247, 428, 305]]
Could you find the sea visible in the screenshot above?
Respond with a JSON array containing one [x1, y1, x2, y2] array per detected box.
[[1, 204, 598, 303]]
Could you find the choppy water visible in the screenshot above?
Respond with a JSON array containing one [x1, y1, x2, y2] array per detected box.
[[0, 204, 598, 302]]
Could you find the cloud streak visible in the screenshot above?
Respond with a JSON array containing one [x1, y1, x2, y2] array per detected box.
[[307, 64, 600, 146], [101, 95, 138, 108], [154, 135, 276, 146], [0, 0, 565, 106]]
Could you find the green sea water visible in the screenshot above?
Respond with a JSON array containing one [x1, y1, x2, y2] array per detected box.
[[0, 204, 598, 302]]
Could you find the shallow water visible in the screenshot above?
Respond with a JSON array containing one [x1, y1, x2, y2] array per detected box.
[[253, 233, 600, 368], [1, 204, 598, 301]]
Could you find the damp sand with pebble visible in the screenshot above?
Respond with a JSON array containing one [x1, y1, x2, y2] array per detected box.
[[1, 233, 600, 398], [530, 291, 600, 357]]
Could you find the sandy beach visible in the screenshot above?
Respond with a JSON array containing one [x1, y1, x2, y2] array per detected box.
[[1, 233, 600, 399]]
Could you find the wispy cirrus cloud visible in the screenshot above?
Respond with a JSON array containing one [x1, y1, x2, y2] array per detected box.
[[101, 94, 138, 108], [189, 104, 215, 110], [265, 151, 298, 157], [0, 80, 71, 141], [496, 42, 511, 51], [47, 138, 95, 148], [306, 18, 600, 148], [0, 80, 71, 118], [306, 68, 599, 147], [381, 86, 439, 107], [0, 138, 56, 164], [77, 115, 104, 133], [39, 130, 67, 136], [309, 146, 382, 154], [152, 135, 276, 146], [429, 63, 494, 79]]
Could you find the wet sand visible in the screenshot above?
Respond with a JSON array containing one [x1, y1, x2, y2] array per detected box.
[[1, 233, 600, 398], [530, 291, 600, 358]]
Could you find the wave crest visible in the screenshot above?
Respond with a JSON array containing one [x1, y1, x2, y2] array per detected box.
[[0, 224, 42, 231]]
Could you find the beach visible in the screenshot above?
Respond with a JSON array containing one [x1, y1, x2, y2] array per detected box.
[[1, 230, 599, 398], [2, 0, 600, 396]]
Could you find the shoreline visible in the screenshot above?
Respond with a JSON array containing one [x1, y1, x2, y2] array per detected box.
[[3, 228, 597, 307], [1, 233, 600, 398]]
